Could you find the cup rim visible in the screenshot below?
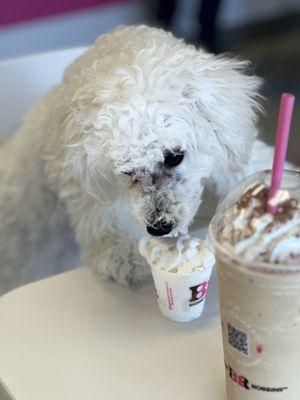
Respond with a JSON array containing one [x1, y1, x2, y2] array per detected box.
[[208, 169, 300, 275]]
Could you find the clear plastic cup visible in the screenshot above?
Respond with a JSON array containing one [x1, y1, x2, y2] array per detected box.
[[209, 170, 300, 399]]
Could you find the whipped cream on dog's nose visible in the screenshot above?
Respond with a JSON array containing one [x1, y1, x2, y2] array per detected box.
[[139, 234, 215, 274]]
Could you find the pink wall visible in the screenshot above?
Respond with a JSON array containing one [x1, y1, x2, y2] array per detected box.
[[0, 0, 133, 27]]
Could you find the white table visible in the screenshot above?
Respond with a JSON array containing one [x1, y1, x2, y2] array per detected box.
[[0, 267, 225, 400]]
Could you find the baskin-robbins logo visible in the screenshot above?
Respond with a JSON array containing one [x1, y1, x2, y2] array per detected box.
[[225, 363, 288, 393], [165, 281, 174, 310], [189, 281, 208, 307]]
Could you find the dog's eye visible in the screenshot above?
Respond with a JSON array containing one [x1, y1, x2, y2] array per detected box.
[[163, 150, 184, 168], [122, 171, 133, 176]]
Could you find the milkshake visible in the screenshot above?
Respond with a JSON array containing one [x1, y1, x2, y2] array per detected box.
[[209, 170, 300, 399], [139, 235, 215, 322]]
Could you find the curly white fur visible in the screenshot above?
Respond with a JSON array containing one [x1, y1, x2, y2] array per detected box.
[[0, 25, 286, 292]]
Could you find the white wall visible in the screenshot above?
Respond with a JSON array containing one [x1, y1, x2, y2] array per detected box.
[[0, 2, 145, 60]]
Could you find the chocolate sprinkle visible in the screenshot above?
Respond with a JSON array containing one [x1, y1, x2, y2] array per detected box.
[[237, 183, 299, 222]]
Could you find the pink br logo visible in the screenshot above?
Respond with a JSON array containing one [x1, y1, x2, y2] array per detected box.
[[189, 281, 208, 306], [256, 345, 263, 354]]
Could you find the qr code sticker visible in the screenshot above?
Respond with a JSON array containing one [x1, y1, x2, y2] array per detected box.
[[227, 323, 249, 356]]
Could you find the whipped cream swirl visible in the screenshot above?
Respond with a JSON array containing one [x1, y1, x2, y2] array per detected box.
[[139, 235, 215, 274], [220, 182, 300, 264]]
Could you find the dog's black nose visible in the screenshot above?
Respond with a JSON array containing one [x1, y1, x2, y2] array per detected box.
[[146, 221, 173, 236]]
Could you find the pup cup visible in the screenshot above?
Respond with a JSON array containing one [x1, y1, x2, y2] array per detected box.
[[139, 235, 215, 323]]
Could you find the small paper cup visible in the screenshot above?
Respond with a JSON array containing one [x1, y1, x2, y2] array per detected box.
[[150, 263, 214, 323]]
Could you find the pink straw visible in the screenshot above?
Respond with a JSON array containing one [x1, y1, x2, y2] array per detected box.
[[267, 93, 295, 214]]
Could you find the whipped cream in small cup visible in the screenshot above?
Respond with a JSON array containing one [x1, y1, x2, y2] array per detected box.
[[139, 235, 215, 323]]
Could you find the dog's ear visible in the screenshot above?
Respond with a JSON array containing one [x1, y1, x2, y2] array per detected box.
[[63, 109, 118, 203], [183, 53, 263, 171]]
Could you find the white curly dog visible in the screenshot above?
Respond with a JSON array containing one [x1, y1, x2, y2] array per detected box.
[[0, 25, 280, 291]]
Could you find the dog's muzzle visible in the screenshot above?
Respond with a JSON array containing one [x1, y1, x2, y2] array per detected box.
[[146, 221, 173, 236]]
